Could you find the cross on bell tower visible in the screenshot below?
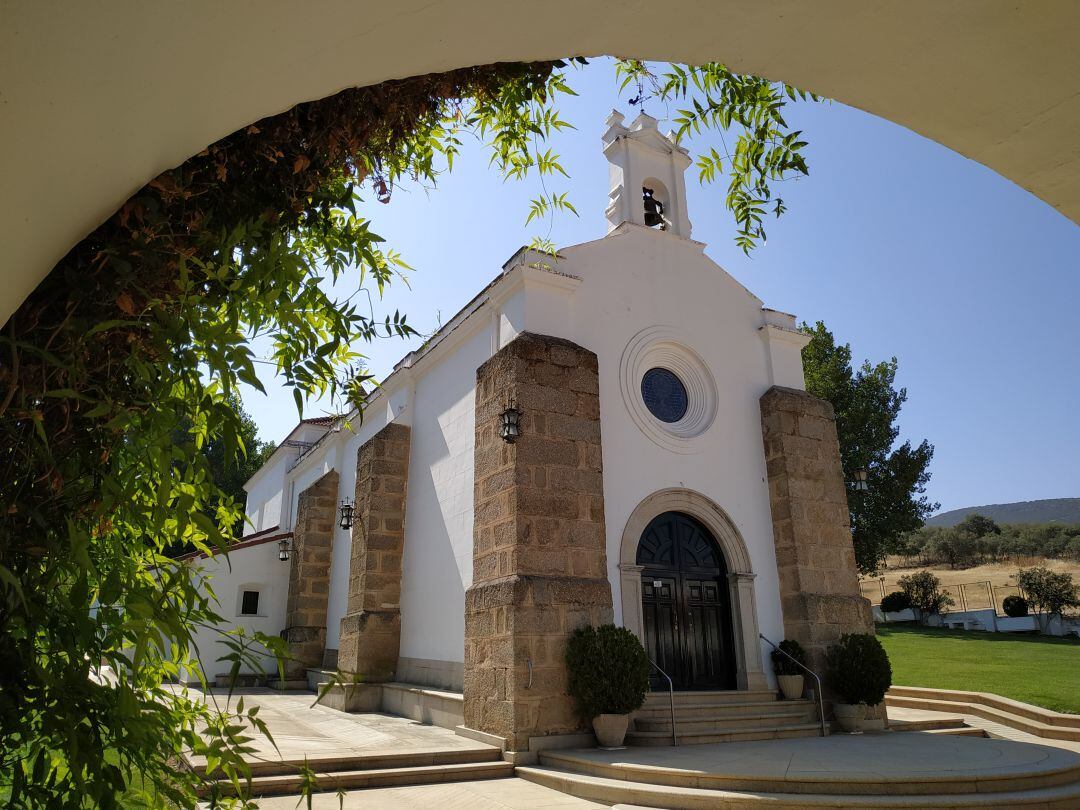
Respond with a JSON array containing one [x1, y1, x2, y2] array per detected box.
[[602, 110, 693, 239]]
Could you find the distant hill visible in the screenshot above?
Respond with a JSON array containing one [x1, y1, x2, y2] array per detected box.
[[927, 498, 1080, 528]]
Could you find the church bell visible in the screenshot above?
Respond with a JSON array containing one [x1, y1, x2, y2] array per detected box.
[[643, 187, 665, 229]]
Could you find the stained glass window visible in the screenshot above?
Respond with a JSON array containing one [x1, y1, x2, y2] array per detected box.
[[641, 367, 688, 423]]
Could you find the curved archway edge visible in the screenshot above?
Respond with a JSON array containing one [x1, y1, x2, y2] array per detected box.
[[618, 488, 767, 690], [2, 2, 1079, 324]]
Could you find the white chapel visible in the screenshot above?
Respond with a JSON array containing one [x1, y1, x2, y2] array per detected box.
[[182, 110, 874, 752]]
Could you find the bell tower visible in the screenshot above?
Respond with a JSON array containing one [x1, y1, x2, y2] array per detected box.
[[602, 109, 693, 238]]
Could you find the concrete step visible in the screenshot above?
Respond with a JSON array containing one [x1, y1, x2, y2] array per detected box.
[[538, 746, 1080, 796], [635, 707, 818, 734], [886, 694, 1080, 741], [634, 698, 812, 721], [922, 726, 988, 737], [266, 679, 311, 691], [306, 667, 334, 692], [194, 746, 501, 779], [626, 721, 822, 746], [888, 714, 966, 732], [206, 760, 513, 798], [641, 689, 778, 707], [517, 765, 1080, 808], [889, 686, 1080, 729]]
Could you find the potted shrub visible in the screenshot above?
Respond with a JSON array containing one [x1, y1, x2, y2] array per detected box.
[[770, 639, 807, 700], [824, 633, 892, 733], [565, 624, 651, 748]]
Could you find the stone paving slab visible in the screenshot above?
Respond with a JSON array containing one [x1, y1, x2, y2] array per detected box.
[[246, 777, 608, 809], [169, 686, 493, 769], [905, 705, 1080, 754], [542, 731, 1080, 786], [887, 706, 967, 727]]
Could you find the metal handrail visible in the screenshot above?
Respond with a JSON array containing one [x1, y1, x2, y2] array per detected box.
[[648, 659, 677, 747], [759, 634, 827, 737]]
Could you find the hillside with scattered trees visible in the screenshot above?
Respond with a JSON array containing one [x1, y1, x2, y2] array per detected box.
[[895, 513, 1080, 569], [928, 498, 1080, 528]]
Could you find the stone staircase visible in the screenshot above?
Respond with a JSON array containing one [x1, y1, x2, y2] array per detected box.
[[517, 734, 1080, 808], [627, 689, 822, 746], [886, 685, 1080, 742], [195, 747, 512, 799]]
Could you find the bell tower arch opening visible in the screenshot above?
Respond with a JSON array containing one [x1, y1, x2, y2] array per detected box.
[[602, 110, 693, 239], [641, 180, 669, 230]]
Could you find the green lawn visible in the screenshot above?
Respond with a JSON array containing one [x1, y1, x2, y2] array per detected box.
[[877, 624, 1080, 714]]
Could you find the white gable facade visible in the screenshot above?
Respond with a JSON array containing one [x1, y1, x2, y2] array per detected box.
[[191, 112, 874, 751]]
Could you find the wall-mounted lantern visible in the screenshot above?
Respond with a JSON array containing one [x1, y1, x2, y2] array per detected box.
[[500, 401, 522, 443], [339, 497, 355, 530], [853, 469, 869, 492], [277, 536, 292, 562]]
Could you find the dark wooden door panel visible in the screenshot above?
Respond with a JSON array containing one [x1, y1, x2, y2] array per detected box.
[[637, 512, 736, 691], [641, 575, 678, 689], [684, 577, 734, 689]]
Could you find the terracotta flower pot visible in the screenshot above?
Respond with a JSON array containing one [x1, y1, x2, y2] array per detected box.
[[777, 674, 804, 700], [592, 713, 630, 747], [833, 702, 866, 733]]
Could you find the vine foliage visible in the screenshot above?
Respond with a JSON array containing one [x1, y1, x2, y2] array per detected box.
[[0, 61, 564, 808], [0, 56, 815, 806]]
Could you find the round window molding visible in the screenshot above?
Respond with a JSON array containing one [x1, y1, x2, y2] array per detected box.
[[620, 326, 718, 452]]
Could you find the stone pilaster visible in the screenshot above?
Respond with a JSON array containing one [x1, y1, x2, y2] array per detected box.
[[464, 332, 613, 752], [283, 469, 339, 678], [760, 386, 875, 679], [337, 422, 410, 683]]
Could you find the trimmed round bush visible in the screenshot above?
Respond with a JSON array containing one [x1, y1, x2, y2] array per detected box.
[[1002, 595, 1029, 617], [565, 624, 650, 719], [880, 591, 913, 614], [771, 639, 808, 676], [824, 633, 893, 706]]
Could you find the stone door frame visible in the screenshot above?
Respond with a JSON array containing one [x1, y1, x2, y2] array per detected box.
[[618, 488, 767, 690]]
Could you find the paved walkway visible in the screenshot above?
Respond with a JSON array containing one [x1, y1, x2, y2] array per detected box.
[[540, 731, 1080, 786], [170, 687, 491, 769], [251, 778, 607, 809], [892, 704, 1080, 754]]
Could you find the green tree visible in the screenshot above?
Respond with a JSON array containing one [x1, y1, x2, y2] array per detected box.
[[166, 394, 276, 556], [1017, 567, 1080, 632], [956, 513, 1000, 539], [801, 322, 937, 575], [898, 571, 955, 624]]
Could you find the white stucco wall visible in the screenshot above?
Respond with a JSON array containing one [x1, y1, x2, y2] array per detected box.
[[502, 225, 799, 669], [398, 324, 492, 665], [244, 421, 333, 533], [323, 404, 398, 650], [179, 539, 290, 681], [244, 453, 291, 533]]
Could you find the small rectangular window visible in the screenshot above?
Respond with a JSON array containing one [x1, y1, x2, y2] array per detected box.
[[240, 590, 260, 616]]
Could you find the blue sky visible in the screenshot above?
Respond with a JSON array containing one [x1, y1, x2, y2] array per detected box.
[[239, 58, 1080, 515]]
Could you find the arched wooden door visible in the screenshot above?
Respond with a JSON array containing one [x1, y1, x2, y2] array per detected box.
[[637, 511, 737, 690]]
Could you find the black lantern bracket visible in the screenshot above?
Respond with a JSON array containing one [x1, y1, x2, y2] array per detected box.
[[277, 536, 292, 562], [339, 497, 355, 530], [500, 400, 522, 444], [852, 468, 869, 492]]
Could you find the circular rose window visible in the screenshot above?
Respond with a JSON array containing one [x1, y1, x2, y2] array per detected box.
[[641, 367, 689, 423], [620, 327, 717, 452]]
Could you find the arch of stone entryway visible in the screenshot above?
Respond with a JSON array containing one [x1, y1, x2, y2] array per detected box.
[[4, 5, 1079, 326], [618, 488, 767, 690]]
